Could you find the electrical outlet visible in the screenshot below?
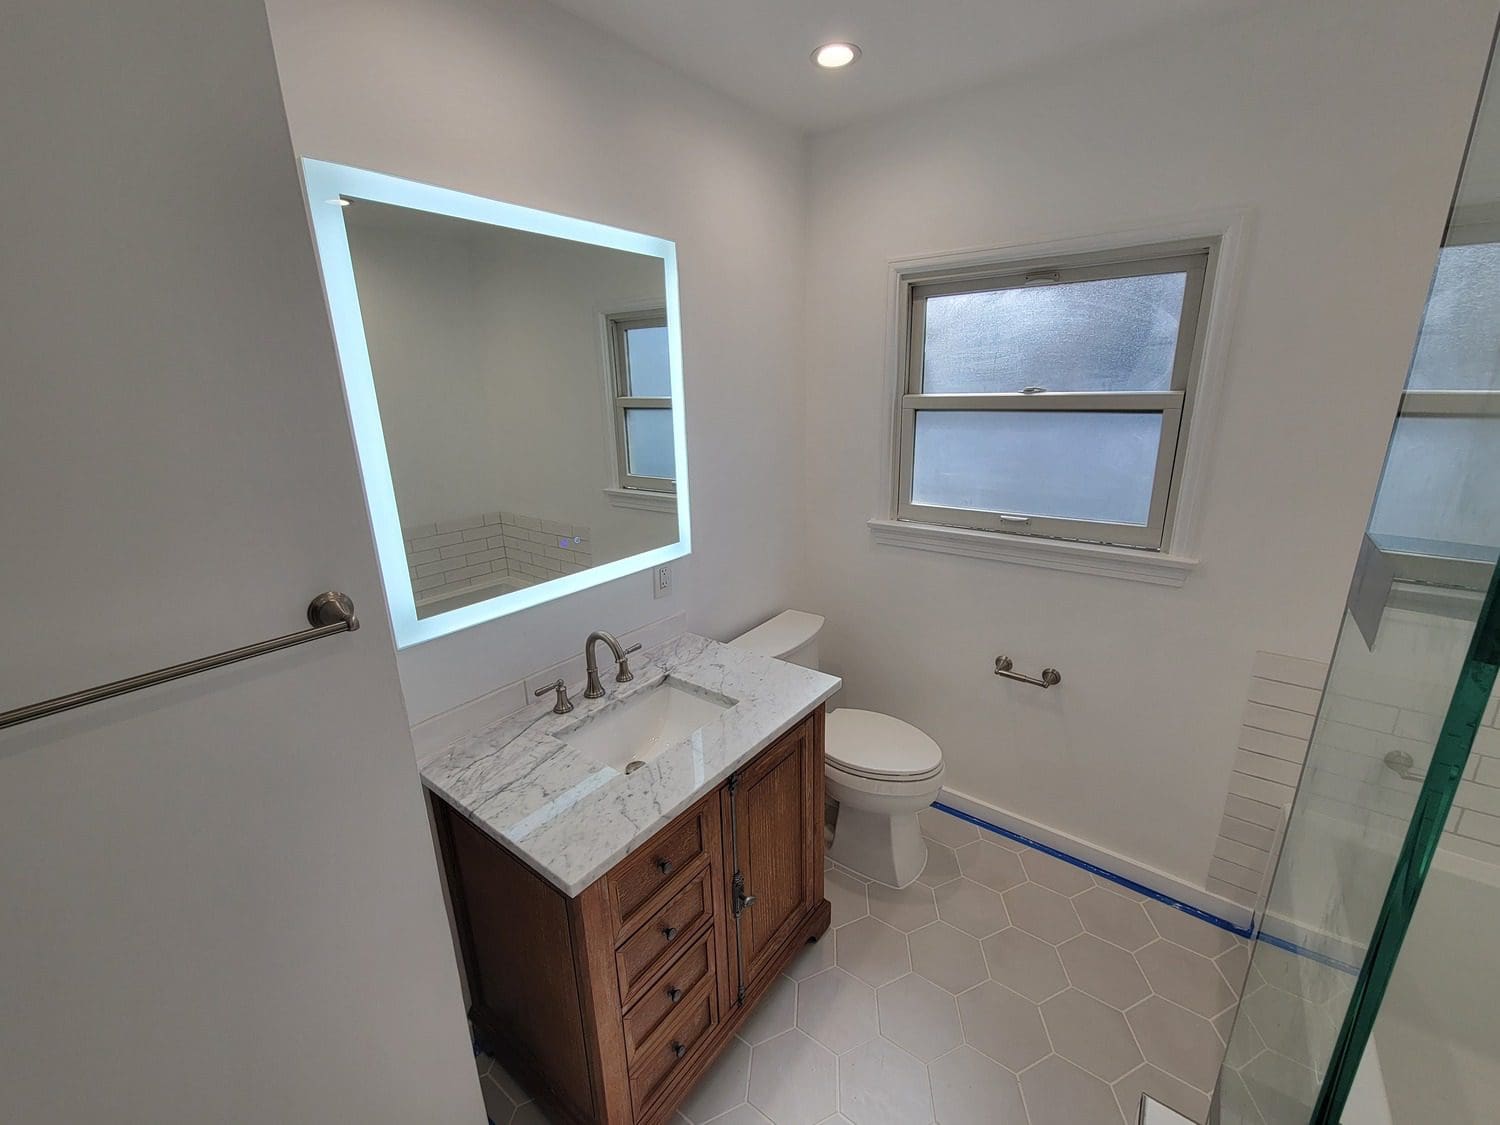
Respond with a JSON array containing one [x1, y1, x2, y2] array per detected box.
[[653, 563, 673, 599]]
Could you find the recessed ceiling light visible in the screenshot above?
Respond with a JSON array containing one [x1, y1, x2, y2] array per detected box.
[[812, 42, 860, 69], [327, 197, 351, 207]]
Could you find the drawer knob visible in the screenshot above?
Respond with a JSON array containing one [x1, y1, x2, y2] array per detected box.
[[667, 986, 682, 1003], [655, 858, 673, 875], [672, 1041, 687, 1059], [662, 925, 679, 941]]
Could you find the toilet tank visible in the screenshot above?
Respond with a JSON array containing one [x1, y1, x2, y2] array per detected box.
[[728, 610, 824, 670]]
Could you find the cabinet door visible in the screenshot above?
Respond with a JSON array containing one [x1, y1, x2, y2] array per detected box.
[[725, 712, 824, 992]]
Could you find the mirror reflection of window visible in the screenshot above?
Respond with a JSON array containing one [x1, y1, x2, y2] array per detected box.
[[608, 311, 676, 490]]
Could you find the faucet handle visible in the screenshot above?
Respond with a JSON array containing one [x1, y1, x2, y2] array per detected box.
[[616, 642, 643, 684], [533, 679, 574, 714]]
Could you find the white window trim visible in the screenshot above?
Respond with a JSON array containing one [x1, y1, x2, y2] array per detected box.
[[603, 486, 677, 513], [870, 210, 1249, 584], [603, 307, 676, 495]]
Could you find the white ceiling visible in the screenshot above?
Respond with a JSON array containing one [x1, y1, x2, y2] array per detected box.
[[547, 0, 1261, 132]]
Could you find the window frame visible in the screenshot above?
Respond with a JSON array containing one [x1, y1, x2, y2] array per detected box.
[[606, 308, 676, 494], [1399, 227, 1500, 422], [893, 239, 1217, 552]]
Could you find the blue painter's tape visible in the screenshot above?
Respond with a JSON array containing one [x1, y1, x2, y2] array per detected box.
[[930, 801, 1255, 939], [1253, 929, 1362, 976]]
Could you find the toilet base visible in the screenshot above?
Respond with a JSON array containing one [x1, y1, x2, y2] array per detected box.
[[828, 802, 928, 888]]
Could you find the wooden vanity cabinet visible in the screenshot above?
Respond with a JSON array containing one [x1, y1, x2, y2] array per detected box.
[[431, 706, 829, 1125]]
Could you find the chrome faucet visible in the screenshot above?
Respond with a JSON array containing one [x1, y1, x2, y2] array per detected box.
[[583, 631, 642, 699]]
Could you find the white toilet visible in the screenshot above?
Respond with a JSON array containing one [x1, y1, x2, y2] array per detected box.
[[729, 610, 945, 888]]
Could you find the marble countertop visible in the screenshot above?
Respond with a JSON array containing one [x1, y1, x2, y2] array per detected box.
[[419, 633, 841, 896]]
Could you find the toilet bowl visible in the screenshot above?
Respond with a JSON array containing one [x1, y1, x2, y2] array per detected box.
[[728, 611, 945, 888]]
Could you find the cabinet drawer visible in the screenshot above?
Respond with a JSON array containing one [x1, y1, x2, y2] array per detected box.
[[629, 978, 717, 1118], [606, 797, 712, 934], [616, 868, 710, 1001], [621, 926, 715, 1059]]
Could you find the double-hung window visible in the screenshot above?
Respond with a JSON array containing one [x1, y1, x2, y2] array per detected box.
[[895, 241, 1214, 551], [606, 310, 676, 493]]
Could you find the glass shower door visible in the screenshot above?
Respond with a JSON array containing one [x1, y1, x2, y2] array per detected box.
[[1214, 25, 1500, 1123]]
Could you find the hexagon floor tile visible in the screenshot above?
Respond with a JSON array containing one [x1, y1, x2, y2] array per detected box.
[[796, 967, 878, 1054], [934, 877, 1010, 938], [876, 972, 962, 1061], [473, 805, 1256, 1125], [834, 916, 911, 987], [910, 920, 989, 994]]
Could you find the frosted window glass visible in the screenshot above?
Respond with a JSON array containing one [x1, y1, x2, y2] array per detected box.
[[625, 326, 671, 396], [1407, 243, 1500, 391], [922, 273, 1187, 393], [1368, 416, 1500, 548], [624, 408, 675, 479], [911, 411, 1162, 525]]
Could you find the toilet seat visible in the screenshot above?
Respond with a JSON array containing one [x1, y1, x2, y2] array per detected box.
[[825, 709, 944, 783]]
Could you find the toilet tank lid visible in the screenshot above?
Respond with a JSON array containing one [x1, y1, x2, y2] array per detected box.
[[729, 610, 825, 660]]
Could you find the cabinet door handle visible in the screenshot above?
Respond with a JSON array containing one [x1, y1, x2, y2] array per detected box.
[[661, 925, 678, 941], [655, 858, 673, 875], [672, 1041, 686, 1059], [666, 986, 682, 1003]]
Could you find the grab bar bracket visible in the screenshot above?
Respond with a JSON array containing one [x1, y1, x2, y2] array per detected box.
[[994, 655, 1062, 689]]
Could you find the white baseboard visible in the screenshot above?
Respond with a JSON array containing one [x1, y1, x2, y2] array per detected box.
[[938, 785, 1255, 932]]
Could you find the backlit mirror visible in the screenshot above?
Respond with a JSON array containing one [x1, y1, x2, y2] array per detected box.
[[303, 160, 689, 648]]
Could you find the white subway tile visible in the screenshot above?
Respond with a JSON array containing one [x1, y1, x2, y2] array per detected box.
[[1474, 755, 1500, 788], [1207, 856, 1263, 894], [1439, 829, 1500, 867], [1251, 652, 1329, 689], [1472, 726, 1500, 757], [1242, 701, 1315, 741], [1224, 794, 1283, 829], [1213, 837, 1268, 873], [1206, 876, 1259, 908], [1248, 677, 1322, 716], [1238, 726, 1310, 765], [1219, 815, 1277, 851], [1393, 708, 1441, 743], [1453, 776, 1500, 818], [411, 531, 463, 552], [1457, 808, 1500, 847], [1320, 693, 1399, 735], [1230, 772, 1297, 809], [1233, 749, 1304, 787]]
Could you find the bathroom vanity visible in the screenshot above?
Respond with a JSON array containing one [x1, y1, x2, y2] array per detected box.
[[421, 634, 839, 1125]]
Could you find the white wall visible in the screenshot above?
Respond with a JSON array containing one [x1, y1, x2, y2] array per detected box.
[[0, 2, 481, 1122], [266, 0, 809, 723], [801, 0, 1497, 893]]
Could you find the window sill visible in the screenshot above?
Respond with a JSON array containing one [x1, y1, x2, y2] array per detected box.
[[867, 518, 1197, 586], [604, 487, 677, 514]]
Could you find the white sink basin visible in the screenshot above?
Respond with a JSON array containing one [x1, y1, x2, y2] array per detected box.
[[560, 680, 731, 772]]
